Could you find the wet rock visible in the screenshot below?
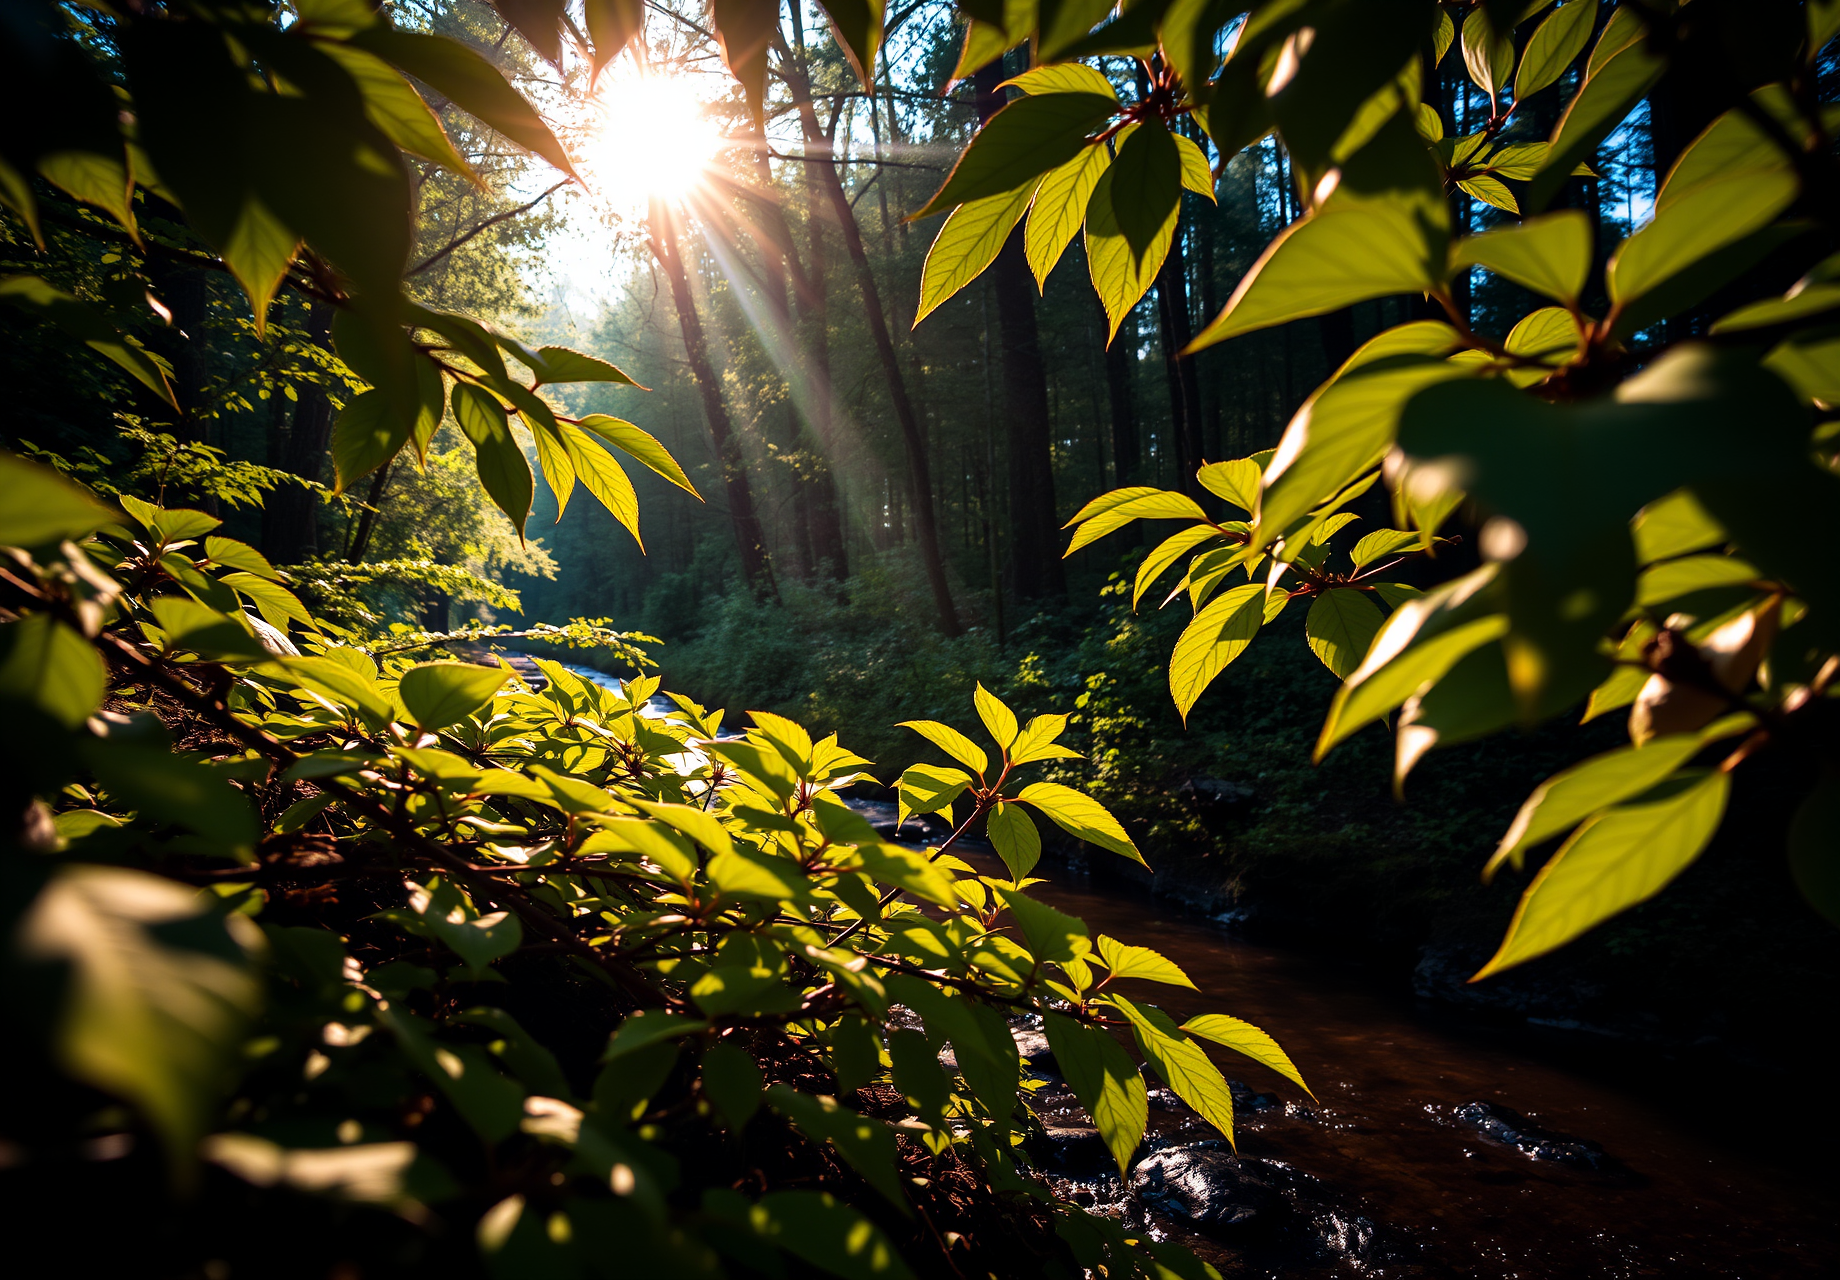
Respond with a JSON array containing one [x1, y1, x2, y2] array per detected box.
[[1453, 1101, 1610, 1170], [1129, 1145, 1287, 1235], [1229, 1080, 1280, 1113]]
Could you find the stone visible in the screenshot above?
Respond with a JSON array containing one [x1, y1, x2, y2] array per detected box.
[[1129, 1145, 1286, 1235], [1453, 1101, 1610, 1170]]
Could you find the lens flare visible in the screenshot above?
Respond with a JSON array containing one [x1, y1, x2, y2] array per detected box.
[[596, 72, 722, 206]]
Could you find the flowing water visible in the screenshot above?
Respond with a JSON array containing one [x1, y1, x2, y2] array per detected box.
[[993, 850, 1838, 1279], [536, 659, 1836, 1277]]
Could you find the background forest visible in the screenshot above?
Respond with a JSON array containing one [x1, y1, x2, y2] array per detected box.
[[6, 0, 1834, 1063]]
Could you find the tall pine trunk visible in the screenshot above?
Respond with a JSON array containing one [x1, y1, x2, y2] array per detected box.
[[975, 61, 1065, 602], [649, 199, 777, 600], [262, 298, 336, 563], [784, 22, 959, 633]]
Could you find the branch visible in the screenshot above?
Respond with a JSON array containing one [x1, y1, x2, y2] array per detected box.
[[407, 181, 568, 277]]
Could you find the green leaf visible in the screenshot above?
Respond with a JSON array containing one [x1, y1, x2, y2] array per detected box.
[[1305, 588, 1386, 680], [1607, 170, 1799, 311], [1658, 95, 1797, 213], [1009, 712, 1078, 765], [0, 614, 106, 728], [578, 415, 700, 498], [1632, 489, 1727, 564], [1065, 487, 1210, 555], [1133, 524, 1221, 608], [1110, 117, 1181, 263], [453, 383, 534, 536], [897, 719, 988, 773], [222, 572, 311, 633], [1585, 1, 1645, 76], [691, 965, 803, 1017], [1460, 7, 1515, 100], [895, 763, 972, 824], [376, 1005, 525, 1143], [1002, 63, 1118, 99], [985, 800, 1042, 880], [914, 92, 1118, 218], [974, 682, 1019, 750], [1173, 132, 1215, 201], [1349, 528, 1423, 568], [38, 149, 137, 239], [531, 345, 642, 387], [630, 798, 734, 858], [1514, 0, 1596, 100], [997, 887, 1091, 964], [1527, 37, 1664, 211], [581, 818, 698, 883], [529, 416, 576, 517], [1475, 770, 1730, 980], [854, 842, 957, 909], [1486, 732, 1716, 878], [288, 653, 394, 724], [561, 423, 641, 548], [18, 865, 261, 1175], [1709, 281, 1840, 335], [330, 388, 408, 492], [1084, 162, 1177, 342], [701, 1041, 764, 1130], [821, 0, 886, 87], [733, 1190, 916, 1280], [1040, 1010, 1146, 1175], [916, 179, 1042, 326], [765, 1086, 908, 1210], [1188, 199, 1444, 351], [1014, 781, 1143, 864], [0, 451, 117, 547], [1196, 455, 1265, 512], [1109, 995, 1237, 1147], [1449, 210, 1592, 304], [603, 1010, 707, 1060], [318, 41, 476, 181], [1180, 1014, 1311, 1097], [1635, 554, 1761, 607], [712, 0, 776, 128], [398, 661, 507, 731], [148, 598, 268, 662], [0, 276, 178, 408], [1096, 935, 1196, 988], [1168, 582, 1263, 718], [1025, 142, 1110, 289], [1316, 570, 1509, 759], [350, 28, 579, 179], [203, 536, 280, 580], [708, 846, 813, 904], [1457, 175, 1519, 214]]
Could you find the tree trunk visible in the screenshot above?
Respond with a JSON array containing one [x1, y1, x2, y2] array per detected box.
[[783, 29, 960, 633], [1104, 302, 1140, 486], [648, 199, 777, 600], [1154, 231, 1205, 493], [975, 61, 1065, 602], [747, 117, 849, 582], [262, 298, 336, 564]]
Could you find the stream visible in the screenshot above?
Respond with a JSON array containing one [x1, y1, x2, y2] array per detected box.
[[534, 658, 1839, 1277]]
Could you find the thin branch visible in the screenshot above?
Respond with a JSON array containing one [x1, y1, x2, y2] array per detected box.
[[408, 181, 568, 277]]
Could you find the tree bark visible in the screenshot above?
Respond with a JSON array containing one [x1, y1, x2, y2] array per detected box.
[[1154, 229, 1205, 493], [1104, 303, 1140, 486], [648, 199, 777, 600], [783, 28, 959, 633], [975, 62, 1065, 602], [262, 298, 337, 564], [745, 117, 849, 581]]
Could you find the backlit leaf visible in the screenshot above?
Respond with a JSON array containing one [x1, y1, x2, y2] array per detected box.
[[1475, 771, 1730, 979]]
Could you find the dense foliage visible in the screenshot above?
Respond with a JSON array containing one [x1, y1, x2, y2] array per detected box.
[[5, 0, 1839, 1275]]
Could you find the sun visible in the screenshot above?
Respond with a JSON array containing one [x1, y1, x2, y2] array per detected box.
[[595, 72, 724, 207]]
